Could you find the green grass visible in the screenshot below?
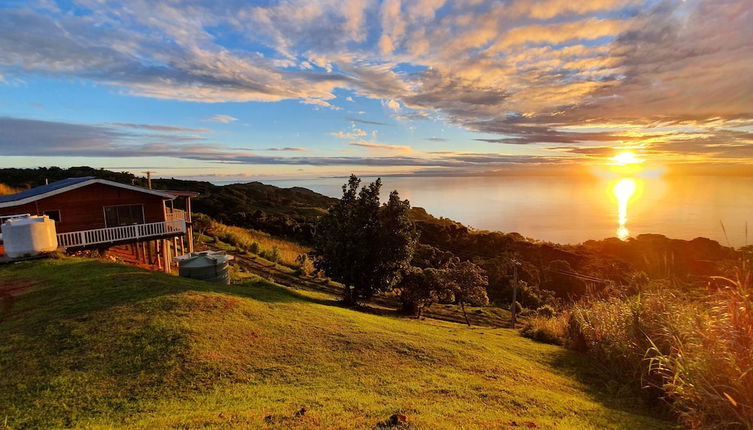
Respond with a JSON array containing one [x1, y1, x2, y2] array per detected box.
[[0, 258, 668, 429]]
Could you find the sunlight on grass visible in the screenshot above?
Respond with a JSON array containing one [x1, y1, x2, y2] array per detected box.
[[0, 258, 669, 429]]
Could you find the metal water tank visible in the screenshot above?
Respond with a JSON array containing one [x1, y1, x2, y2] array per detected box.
[[173, 251, 234, 284], [1, 215, 58, 258]]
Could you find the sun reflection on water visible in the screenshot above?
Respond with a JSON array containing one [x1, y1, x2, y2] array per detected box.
[[604, 150, 648, 240], [612, 178, 637, 240]]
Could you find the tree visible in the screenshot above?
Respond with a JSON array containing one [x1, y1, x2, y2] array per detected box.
[[445, 260, 489, 326], [314, 175, 418, 306], [396, 267, 450, 317]]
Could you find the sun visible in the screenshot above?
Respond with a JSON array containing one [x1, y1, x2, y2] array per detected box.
[[610, 151, 644, 165]]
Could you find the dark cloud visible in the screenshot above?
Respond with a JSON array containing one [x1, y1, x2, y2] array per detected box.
[[264, 147, 308, 152], [346, 117, 392, 126], [111, 123, 211, 133]]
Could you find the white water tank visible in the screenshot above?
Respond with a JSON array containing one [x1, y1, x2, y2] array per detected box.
[[1, 215, 58, 258]]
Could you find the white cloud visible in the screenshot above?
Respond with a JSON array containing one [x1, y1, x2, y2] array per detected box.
[[205, 114, 239, 124]]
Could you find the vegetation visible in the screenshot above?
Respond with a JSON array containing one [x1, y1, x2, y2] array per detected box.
[[0, 258, 668, 429], [0, 183, 22, 196], [4, 166, 747, 429], [522, 263, 753, 429], [314, 175, 417, 306], [0, 166, 335, 243], [193, 213, 310, 268]]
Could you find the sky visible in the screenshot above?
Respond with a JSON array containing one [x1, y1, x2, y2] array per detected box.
[[0, 0, 751, 181]]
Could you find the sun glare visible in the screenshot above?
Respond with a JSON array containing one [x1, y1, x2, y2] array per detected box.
[[612, 178, 637, 240], [610, 151, 643, 166]]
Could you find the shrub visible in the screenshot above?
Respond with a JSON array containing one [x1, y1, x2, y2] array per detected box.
[[296, 254, 315, 277], [520, 314, 567, 345], [558, 271, 753, 428], [511, 301, 523, 314], [536, 304, 555, 318], [647, 270, 753, 429], [261, 246, 281, 264], [195, 213, 311, 267]]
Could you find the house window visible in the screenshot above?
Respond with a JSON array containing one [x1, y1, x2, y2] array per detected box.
[[104, 204, 145, 227], [43, 210, 61, 223]]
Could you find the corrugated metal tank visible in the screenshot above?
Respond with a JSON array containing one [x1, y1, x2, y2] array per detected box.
[[1, 215, 58, 258], [173, 251, 234, 284]]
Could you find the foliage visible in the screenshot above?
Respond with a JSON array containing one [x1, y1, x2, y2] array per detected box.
[[0, 258, 668, 430], [397, 257, 490, 325], [551, 266, 753, 429], [0, 166, 333, 243], [261, 245, 281, 264], [2, 167, 742, 302], [520, 313, 567, 346], [0, 183, 22, 196], [295, 254, 316, 277], [395, 266, 450, 316], [195, 213, 310, 267], [314, 175, 418, 306], [443, 260, 489, 326], [536, 304, 556, 318], [647, 267, 753, 429]]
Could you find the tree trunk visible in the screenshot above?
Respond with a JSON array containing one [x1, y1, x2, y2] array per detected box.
[[343, 286, 358, 307], [401, 299, 420, 316], [460, 300, 471, 326]]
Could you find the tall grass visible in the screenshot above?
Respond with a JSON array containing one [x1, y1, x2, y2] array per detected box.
[[647, 265, 753, 429], [193, 213, 311, 268], [526, 264, 753, 428], [0, 184, 22, 196]]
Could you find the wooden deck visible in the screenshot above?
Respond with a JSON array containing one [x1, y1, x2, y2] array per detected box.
[[57, 218, 186, 249]]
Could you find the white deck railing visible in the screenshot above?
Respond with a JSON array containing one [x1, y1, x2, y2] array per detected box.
[[56, 219, 186, 248]]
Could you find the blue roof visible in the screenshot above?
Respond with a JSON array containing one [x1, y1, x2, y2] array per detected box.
[[0, 177, 95, 204]]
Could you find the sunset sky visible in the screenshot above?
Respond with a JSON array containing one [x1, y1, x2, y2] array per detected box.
[[0, 0, 751, 180]]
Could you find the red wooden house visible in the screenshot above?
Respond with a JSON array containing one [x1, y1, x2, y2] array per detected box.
[[0, 177, 197, 271]]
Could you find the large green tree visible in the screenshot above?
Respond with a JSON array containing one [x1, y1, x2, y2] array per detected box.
[[314, 175, 417, 306]]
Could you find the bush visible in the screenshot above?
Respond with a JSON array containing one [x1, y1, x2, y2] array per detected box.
[[296, 254, 315, 277], [261, 246, 281, 264], [536, 304, 555, 318], [559, 272, 753, 428], [510, 301, 523, 314], [520, 314, 566, 345]]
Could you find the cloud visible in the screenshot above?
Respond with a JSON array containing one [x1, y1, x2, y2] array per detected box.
[[349, 140, 413, 153], [0, 116, 569, 169], [0, 0, 752, 166], [264, 147, 308, 152], [346, 117, 391, 126], [205, 115, 238, 123], [332, 126, 368, 139], [384, 99, 401, 111], [301, 98, 341, 110], [111, 123, 211, 133]]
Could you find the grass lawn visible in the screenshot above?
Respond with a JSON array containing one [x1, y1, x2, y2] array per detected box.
[[0, 258, 669, 429]]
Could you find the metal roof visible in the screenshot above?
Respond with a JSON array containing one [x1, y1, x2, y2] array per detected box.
[[0, 177, 95, 204], [0, 177, 176, 208]]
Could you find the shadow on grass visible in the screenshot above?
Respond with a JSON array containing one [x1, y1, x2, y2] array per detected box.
[[544, 348, 671, 425]]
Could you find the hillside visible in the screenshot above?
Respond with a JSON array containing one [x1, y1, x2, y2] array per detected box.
[[0, 258, 667, 429], [0, 167, 335, 243]]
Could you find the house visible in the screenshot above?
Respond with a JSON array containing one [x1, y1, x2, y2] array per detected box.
[[0, 177, 197, 271]]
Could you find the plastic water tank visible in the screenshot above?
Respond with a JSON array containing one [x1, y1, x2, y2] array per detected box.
[[1, 215, 58, 258], [173, 251, 234, 284]]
